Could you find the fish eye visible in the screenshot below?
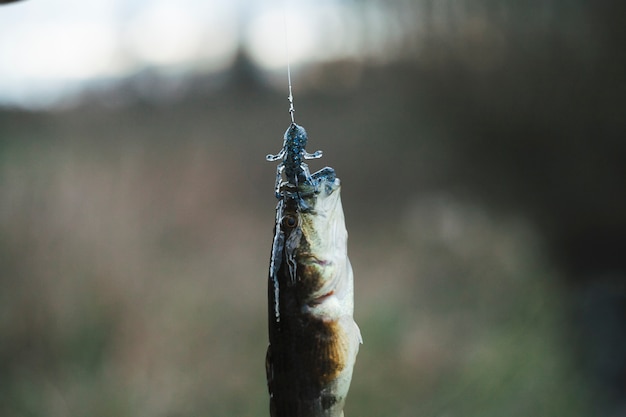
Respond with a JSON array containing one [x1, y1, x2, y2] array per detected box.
[[281, 214, 298, 228]]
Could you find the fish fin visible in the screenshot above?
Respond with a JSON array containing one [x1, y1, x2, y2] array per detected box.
[[339, 315, 362, 350], [355, 321, 363, 345], [266, 344, 274, 391], [266, 344, 277, 417]]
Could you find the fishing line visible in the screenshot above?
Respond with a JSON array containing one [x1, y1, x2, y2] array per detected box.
[[283, 0, 296, 123]]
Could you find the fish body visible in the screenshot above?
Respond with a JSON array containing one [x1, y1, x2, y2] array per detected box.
[[266, 124, 361, 417]]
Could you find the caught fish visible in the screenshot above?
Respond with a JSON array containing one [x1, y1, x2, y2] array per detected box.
[[265, 123, 361, 417]]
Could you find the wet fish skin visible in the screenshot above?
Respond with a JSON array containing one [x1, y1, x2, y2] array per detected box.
[[267, 172, 361, 417]]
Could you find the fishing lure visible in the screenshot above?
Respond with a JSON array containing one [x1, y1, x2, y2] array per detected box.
[[266, 122, 361, 417], [266, 123, 323, 199]]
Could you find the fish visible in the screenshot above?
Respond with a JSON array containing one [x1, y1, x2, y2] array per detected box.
[[265, 123, 361, 417]]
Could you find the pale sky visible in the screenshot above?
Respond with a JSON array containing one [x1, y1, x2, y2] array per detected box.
[[0, 0, 377, 108]]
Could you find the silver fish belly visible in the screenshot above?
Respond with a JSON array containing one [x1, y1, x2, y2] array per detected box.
[[266, 124, 361, 417]]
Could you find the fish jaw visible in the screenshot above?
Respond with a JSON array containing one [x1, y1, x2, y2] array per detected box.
[[297, 177, 354, 320]]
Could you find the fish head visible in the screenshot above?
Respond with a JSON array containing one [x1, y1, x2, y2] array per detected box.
[[277, 173, 353, 320], [298, 175, 345, 261]]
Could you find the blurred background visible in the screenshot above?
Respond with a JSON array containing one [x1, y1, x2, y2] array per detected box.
[[1, 0, 625, 416]]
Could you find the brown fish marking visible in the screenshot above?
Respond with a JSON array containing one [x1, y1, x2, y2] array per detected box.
[[267, 313, 352, 416], [296, 262, 349, 382], [307, 317, 350, 383], [297, 259, 335, 304]]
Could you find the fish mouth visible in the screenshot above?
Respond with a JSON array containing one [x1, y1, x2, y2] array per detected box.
[[297, 173, 341, 212], [300, 167, 338, 192], [278, 171, 340, 215]]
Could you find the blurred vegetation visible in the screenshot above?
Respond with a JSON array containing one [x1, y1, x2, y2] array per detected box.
[[0, 106, 591, 416], [1, 1, 625, 416]]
